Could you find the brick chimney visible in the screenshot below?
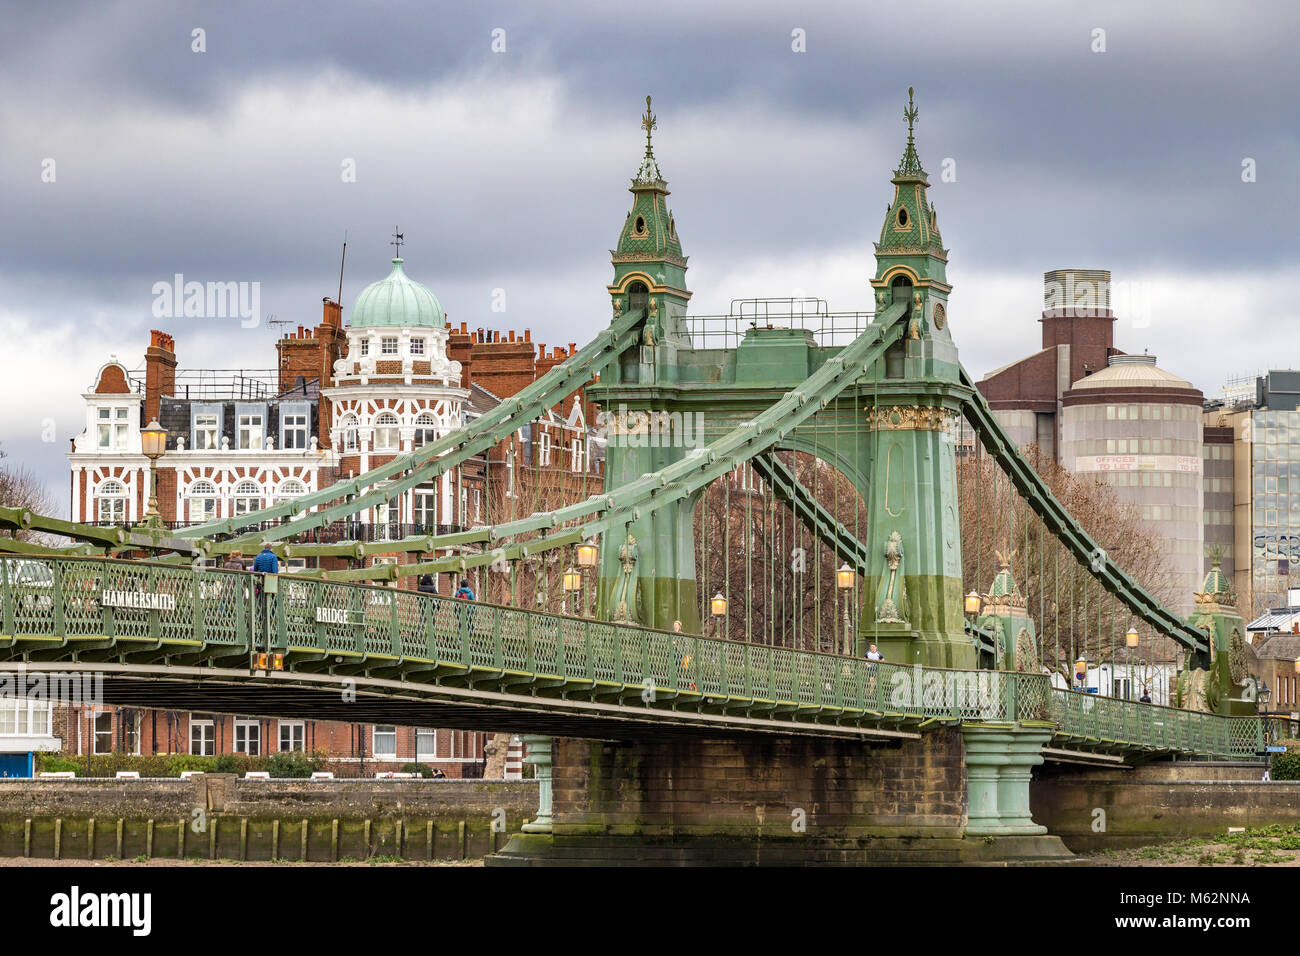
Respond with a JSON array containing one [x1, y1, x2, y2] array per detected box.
[[144, 330, 177, 422], [470, 328, 536, 399]]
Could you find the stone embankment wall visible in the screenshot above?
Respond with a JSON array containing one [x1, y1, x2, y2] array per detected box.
[[0, 776, 537, 861]]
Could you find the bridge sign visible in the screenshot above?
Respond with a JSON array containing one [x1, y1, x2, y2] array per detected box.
[[101, 590, 176, 611], [315, 606, 361, 625]]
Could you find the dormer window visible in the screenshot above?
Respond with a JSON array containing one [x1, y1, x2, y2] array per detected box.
[[237, 413, 264, 450], [97, 407, 130, 450], [633, 215, 647, 236], [381, 337, 398, 356], [194, 412, 219, 450], [410, 338, 425, 356], [896, 207, 909, 227]]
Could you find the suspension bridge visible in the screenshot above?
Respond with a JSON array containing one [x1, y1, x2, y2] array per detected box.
[[0, 91, 1277, 863]]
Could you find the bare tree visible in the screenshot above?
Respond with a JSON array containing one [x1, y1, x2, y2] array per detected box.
[[0, 442, 57, 543], [958, 445, 1180, 682], [695, 451, 869, 653]]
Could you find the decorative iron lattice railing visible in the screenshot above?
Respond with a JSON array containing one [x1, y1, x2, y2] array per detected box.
[[0, 555, 1279, 759]]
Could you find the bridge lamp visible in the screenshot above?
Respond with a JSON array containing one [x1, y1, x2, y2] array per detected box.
[[1075, 658, 1088, 689], [1126, 624, 1140, 648], [964, 590, 981, 617], [561, 567, 582, 593], [140, 419, 168, 528], [711, 592, 727, 618], [837, 566, 857, 656], [576, 540, 599, 568]]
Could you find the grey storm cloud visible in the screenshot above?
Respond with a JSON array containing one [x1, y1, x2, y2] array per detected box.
[[1, 0, 1298, 503]]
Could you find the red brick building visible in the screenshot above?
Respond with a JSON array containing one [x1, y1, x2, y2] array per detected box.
[[61, 252, 606, 775]]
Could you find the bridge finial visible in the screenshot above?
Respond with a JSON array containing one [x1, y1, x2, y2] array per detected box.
[[897, 87, 924, 176], [641, 95, 657, 154]]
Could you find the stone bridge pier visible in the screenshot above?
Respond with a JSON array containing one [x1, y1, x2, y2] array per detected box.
[[490, 724, 1072, 866]]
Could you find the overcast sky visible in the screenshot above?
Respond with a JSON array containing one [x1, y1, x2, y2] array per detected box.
[[2, 0, 1297, 511]]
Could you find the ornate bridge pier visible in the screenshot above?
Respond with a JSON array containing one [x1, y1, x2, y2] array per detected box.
[[491, 725, 1073, 866]]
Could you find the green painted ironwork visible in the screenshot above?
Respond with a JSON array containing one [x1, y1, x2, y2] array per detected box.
[[0, 506, 207, 557], [0, 554, 1279, 759]]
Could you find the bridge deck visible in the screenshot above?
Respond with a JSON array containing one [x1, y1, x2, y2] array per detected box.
[[0, 555, 1278, 758]]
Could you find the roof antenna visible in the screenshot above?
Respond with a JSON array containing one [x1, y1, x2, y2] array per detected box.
[[337, 231, 348, 307]]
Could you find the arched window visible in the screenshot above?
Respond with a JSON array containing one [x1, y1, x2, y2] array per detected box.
[[340, 414, 359, 452], [414, 412, 437, 447], [627, 281, 649, 312], [374, 412, 400, 452], [96, 479, 127, 524], [232, 480, 262, 516], [276, 478, 306, 504], [188, 479, 217, 523]]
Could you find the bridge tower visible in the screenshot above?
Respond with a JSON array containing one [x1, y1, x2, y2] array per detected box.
[[859, 88, 973, 667], [591, 90, 977, 668], [594, 96, 700, 630]]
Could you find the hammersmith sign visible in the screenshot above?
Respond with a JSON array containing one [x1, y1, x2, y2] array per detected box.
[[100, 590, 176, 611]]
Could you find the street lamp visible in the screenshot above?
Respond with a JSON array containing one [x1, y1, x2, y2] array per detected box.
[[561, 566, 582, 615], [1259, 680, 1271, 717], [575, 541, 598, 617], [140, 419, 168, 530], [837, 564, 856, 656], [710, 592, 726, 636]]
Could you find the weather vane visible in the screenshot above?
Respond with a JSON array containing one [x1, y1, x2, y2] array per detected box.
[[641, 95, 656, 151], [391, 226, 404, 258]]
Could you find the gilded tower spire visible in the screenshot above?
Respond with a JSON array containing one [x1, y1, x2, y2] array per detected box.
[[897, 87, 924, 177], [634, 94, 664, 186]]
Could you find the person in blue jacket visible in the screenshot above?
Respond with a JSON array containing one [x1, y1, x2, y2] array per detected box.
[[252, 542, 279, 574]]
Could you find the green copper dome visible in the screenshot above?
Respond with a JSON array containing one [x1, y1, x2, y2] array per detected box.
[[349, 258, 445, 329]]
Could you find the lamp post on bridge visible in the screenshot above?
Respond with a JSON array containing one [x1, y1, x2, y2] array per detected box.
[[710, 592, 726, 638], [140, 419, 168, 534], [576, 538, 598, 617], [837, 564, 857, 656], [1125, 623, 1144, 702], [561, 566, 582, 616]]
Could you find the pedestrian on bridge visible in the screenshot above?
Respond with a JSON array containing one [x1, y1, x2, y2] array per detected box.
[[418, 574, 439, 595], [224, 551, 244, 572], [253, 543, 279, 575], [454, 578, 476, 638]]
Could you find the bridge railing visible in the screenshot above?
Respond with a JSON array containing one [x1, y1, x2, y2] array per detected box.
[[0, 554, 1276, 758]]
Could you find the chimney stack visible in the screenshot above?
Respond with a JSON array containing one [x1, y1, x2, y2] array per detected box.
[[144, 330, 177, 422]]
